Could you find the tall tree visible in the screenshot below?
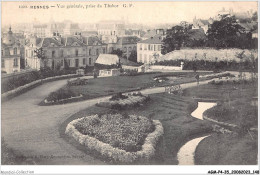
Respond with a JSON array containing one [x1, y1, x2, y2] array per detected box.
[[161, 25, 189, 55], [128, 50, 137, 62], [34, 47, 47, 68], [110, 49, 123, 57], [207, 15, 245, 48]]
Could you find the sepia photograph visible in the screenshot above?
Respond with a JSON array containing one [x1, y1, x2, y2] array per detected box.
[[1, 1, 259, 174]]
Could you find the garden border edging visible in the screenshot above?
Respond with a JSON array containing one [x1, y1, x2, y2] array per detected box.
[[203, 114, 258, 132], [65, 117, 164, 163]]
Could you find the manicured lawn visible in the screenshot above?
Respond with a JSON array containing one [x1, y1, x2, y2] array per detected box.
[[46, 71, 212, 104], [183, 81, 258, 127], [183, 81, 258, 165], [60, 92, 212, 164], [195, 132, 258, 165]]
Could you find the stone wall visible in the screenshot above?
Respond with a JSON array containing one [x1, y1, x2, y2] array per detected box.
[[160, 48, 257, 62]]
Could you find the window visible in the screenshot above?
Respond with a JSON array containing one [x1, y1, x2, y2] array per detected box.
[[89, 49, 91, 55], [5, 48, 10, 56], [149, 55, 153, 63], [13, 58, 18, 67], [123, 47, 127, 52], [139, 54, 142, 62], [140, 44, 142, 50], [75, 49, 78, 57], [52, 51, 55, 58], [68, 59, 71, 66], [2, 59, 5, 68], [96, 49, 99, 56], [61, 59, 64, 66], [154, 45, 156, 51], [83, 58, 86, 65], [133, 46, 137, 50], [148, 45, 150, 51], [14, 48, 17, 55], [151, 45, 153, 51], [103, 48, 106, 54], [31, 50, 33, 57], [89, 58, 92, 65], [60, 50, 63, 57], [1, 50, 3, 56], [144, 54, 147, 63]]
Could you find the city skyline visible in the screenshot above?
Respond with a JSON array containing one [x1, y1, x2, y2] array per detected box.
[[2, 1, 258, 27]]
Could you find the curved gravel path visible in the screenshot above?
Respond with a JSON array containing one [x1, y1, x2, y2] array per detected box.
[[2, 77, 212, 165]]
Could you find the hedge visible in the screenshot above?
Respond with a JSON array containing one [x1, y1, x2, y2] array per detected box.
[[2, 74, 80, 102]]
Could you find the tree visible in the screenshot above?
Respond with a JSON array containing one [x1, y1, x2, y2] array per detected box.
[[161, 25, 189, 55], [111, 49, 123, 57], [128, 50, 137, 62], [34, 47, 47, 68], [207, 15, 246, 48]]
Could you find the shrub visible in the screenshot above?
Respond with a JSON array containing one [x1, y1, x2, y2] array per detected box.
[[46, 88, 78, 102], [109, 92, 128, 101]]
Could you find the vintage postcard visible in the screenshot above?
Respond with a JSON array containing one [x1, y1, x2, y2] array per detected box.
[[1, 1, 258, 174]]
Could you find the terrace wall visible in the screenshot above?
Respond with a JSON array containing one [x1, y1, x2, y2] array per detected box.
[[160, 48, 257, 62]]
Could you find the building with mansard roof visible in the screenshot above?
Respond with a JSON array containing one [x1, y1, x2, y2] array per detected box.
[[1, 27, 21, 74], [24, 33, 107, 70]]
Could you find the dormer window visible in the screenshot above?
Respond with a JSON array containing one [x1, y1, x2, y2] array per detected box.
[[14, 48, 17, 55], [52, 51, 55, 58]]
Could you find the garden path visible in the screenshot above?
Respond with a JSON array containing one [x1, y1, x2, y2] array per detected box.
[[2, 77, 213, 165]]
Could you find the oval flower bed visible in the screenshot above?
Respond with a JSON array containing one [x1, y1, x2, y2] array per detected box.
[[65, 114, 164, 163]]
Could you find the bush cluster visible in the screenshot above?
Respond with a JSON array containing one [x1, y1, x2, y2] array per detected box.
[[154, 59, 258, 72], [109, 92, 128, 101], [46, 88, 80, 102], [98, 93, 149, 110], [2, 68, 77, 93]]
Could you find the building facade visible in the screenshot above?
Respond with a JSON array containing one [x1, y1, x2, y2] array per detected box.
[[1, 27, 21, 74], [97, 20, 125, 37], [24, 33, 107, 70], [106, 36, 140, 59], [137, 35, 163, 64]]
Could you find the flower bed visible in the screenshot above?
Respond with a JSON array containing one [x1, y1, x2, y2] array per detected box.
[[208, 77, 254, 85], [200, 72, 235, 79], [65, 114, 164, 163], [44, 88, 83, 104], [96, 92, 150, 109]]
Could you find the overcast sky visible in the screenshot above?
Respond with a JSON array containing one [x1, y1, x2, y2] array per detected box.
[[2, 1, 258, 26]]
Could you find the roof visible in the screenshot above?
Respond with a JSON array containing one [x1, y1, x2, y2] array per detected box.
[[63, 37, 85, 47], [95, 54, 119, 65], [138, 34, 163, 44], [81, 31, 98, 36], [82, 36, 103, 45], [239, 22, 255, 31], [41, 38, 64, 47], [117, 36, 141, 45], [142, 30, 157, 39]]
